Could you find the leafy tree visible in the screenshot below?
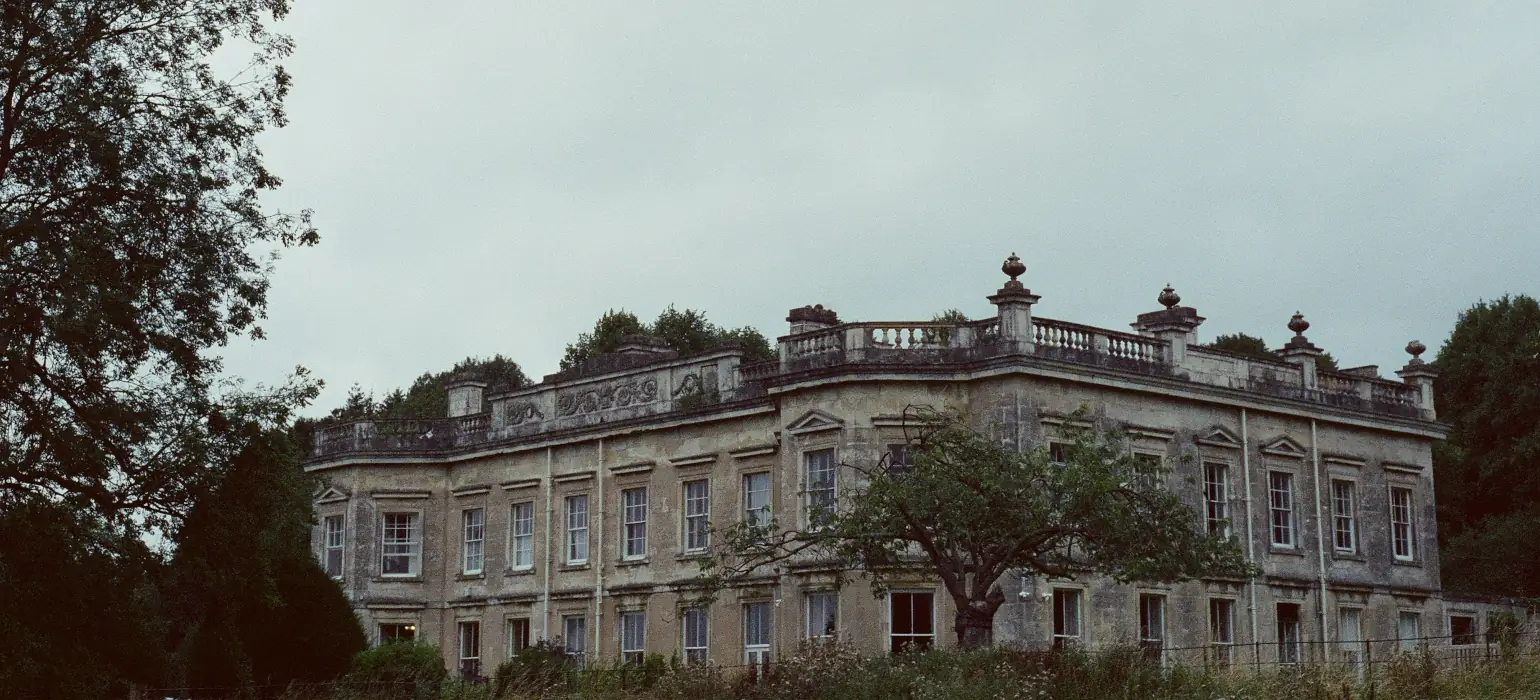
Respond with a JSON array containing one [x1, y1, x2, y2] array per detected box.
[[559, 306, 775, 371], [0, 498, 167, 699], [1432, 295, 1540, 596], [1207, 333, 1338, 372], [1, 0, 317, 530], [344, 640, 447, 700], [166, 425, 365, 695], [374, 355, 529, 419], [932, 309, 971, 323], [700, 407, 1252, 648]]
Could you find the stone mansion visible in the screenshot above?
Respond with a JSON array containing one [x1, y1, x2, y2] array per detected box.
[[307, 254, 1487, 676]]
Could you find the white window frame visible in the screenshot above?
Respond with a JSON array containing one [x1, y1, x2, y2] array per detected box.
[[1052, 588, 1082, 648], [1209, 598, 1234, 665], [381, 511, 421, 577], [682, 607, 709, 664], [323, 514, 345, 578], [509, 501, 534, 570], [457, 620, 481, 677], [804, 449, 837, 528], [1398, 611, 1422, 651], [619, 610, 646, 665], [1339, 607, 1364, 669], [506, 617, 531, 657], [565, 495, 589, 565], [1278, 603, 1303, 665], [743, 601, 772, 665], [805, 591, 839, 640], [683, 479, 710, 553], [563, 615, 587, 667], [462, 507, 486, 575], [1202, 462, 1229, 537], [1331, 479, 1358, 554], [1268, 471, 1296, 549], [622, 487, 648, 560], [1139, 593, 1166, 664], [887, 590, 936, 654], [744, 472, 772, 529], [1389, 486, 1416, 561]]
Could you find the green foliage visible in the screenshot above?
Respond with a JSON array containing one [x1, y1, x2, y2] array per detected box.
[[702, 407, 1252, 648], [560, 306, 775, 371], [166, 427, 366, 694], [343, 640, 448, 700], [0, 498, 167, 699], [491, 640, 571, 696], [1433, 294, 1540, 596], [312, 355, 531, 424], [932, 309, 972, 323], [1207, 334, 1338, 371]]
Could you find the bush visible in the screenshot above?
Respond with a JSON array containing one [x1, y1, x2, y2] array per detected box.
[[341, 640, 447, 700], [491, 640, 570, 697]]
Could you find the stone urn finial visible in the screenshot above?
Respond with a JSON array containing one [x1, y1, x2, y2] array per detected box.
[[1002, 252, 1026, 282], [1158, 284, 1181, 310], [1406, 339, 1427, 365], [1288, 311, 1310, 337]]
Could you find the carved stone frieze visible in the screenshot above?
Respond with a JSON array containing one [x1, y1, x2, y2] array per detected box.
[[671, 373, 703, 398], [557, 378, 659, 416], [506, 401, 543, 426]]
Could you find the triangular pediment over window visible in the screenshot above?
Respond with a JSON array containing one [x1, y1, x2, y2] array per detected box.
[[786, 409, 845, 435], [315, 486, 350, 504], [1196, 426, 1243, 449], [1261, 435, 1308, 457]]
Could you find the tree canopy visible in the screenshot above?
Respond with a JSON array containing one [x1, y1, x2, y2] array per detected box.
[[700, 407, 1252, 647], [1206, 333, 1339, 372], [324, 355, 530, 422], [560, 306, 775, 370], [1432, 295, 1540, 596]]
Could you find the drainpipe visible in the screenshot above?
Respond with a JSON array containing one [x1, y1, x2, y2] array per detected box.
[[1241, 409, 1259, 666], [594, 438, 605, 660], [1310, 420, 1329, 659], [543, 447, 554, 641]]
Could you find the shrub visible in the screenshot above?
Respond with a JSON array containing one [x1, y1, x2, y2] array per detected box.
[[491, 640, 570, 697], [341, 640, 446, 700]]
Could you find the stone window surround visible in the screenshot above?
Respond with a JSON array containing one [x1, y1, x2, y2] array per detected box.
[[378, 507, 424, 580], [507, 500, 536, 572], [800, 444, 839, 531], [1265, 467, 1299, 552]]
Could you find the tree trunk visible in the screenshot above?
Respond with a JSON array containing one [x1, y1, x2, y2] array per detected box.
[[953, 585, 1006, 649]]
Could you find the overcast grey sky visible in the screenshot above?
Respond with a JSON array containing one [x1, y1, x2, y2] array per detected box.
[[221, 1, 1540, 415]]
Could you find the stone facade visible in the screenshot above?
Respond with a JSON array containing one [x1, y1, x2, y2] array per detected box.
[[307, 256, 1493, 675]]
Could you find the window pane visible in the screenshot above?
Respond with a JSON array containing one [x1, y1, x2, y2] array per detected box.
[[1390, 488, 1416, 560], [507, 618, 530, 656], [1332, 481, 1357, 553], [511, 502, 534, 569], [745, 473, 771, 528], [463, 508, 485, 574], [623, 488, 648, 558], [685, 480, 710, 552], [566, 495, 589, 563], [1269, 472, 1294, 547], [807, 592, 838, 638], [1203, 463, 1229, 535], [382, 513, 420, 575]]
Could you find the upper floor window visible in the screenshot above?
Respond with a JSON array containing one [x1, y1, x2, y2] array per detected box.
[[805, 449, 836, 527], [1132, 453, 1163, 489], [1331, 480, 1357, 554], [381, 512, 421, 576], [322, 514, 345, 578], [885, 444, 915, 476], [1268, 471, 1295, 549], [1202, 463, 1229, 536], [744, 473, 772, 529], [1390, 487, 1416, 561], [510, 502, 534, 570], [462, 507, 485, 575], [1048, 441, 1069, 465], [622, 487, 648, 560], [684, 479, 710, 553], [565, 495, 589, 564]]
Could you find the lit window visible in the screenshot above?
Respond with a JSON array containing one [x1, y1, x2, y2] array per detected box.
[[1138, 594, 1165, 664], [622, 487, 648, 559], [458, 621, 481, 678], [1209, 599, 1234, 666], [806, 592, 838, 640], [1450, 615, 1478, 646], [1398, 611, 1422, 651], [744, 473, 771, 529], [1202, 463, 1229, 536], [379, 623, 416, 644], [1268, 472, 1295, 548], [684, 480, 710, 553], [510, 502, 534, 570], [1052, 589, 1081, 648], [805, 450, 837, 527], [563, 615, 587, 667], [1390, 487, 1416, 561], [1331, 480, 1357, 554], [507, 618, 530, 657], [682, 607, 709, 664], [889, 592, 934, 654], [565, 495, 589, 564], [619, 611, 646, 665], [323, 514, 345, 578], [743, 602, 772, 666], [462, 508, 485, 575], [1278, 603, 1302, 665], [381, 513, 421, 576]]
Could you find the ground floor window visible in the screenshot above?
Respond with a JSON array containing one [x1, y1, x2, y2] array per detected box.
[[744, 602, 772, 667], [379, 623, 416, 644], [806, 592, 838, 640], [507, 618, 531, 657], [1450, 615, 1478, 646], [1208, 599, 1234, 666], [563, 615, 587, 668], [889, 592, 934, 654], [1398, 612, 1422, 652], [619, 611, 646, 665], [1138, 594, 1165, 664], [1277, 603, 1302, 665], [1339, 608, 1363, 671], [683, 607, 709, 664], [457, 621, 481, 678], [1053, 589, 1082, 649]]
